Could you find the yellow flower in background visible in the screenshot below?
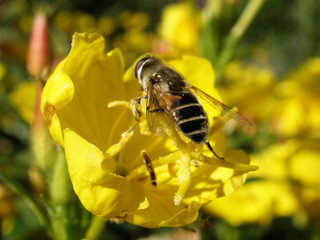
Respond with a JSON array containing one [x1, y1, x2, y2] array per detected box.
[[55, 11, 97, 34], [97, 16, 115, 36], [73, 12, 96, 32], [219, 61, 276, 122], [218, 57, 320, 138], [111, 11, 154, 66], [41, 32, 257, 228], [0, 62, 6, 81], [9, 81, 37, 125], [158, 3, 201, 53], [205, 139, 320, 225], [54, 11, 74, 34], [272, 58, 320, 137], [204, 181, 298, 225], [54, 9, 154, 66], [119, 11, 149, 30], [112, 28, 155, 68], [0, 183, 15, 236], [119, 29, 154, 54], [0, 61, 6, 94]]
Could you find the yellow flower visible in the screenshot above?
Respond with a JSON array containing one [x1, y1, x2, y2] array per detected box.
[[0, 183, 15, 220], [219, 61, 276, 122], [272, 58, 320, 137], [0, 61, 6, 81], [119, 11, 149, 30], [54, 11, 74, 34], [158, 3, 200, 53], [0, 61, 6, 94], [112, 11, 154, 67], [9, 81, 37, 125], [0, 183, 15, 236], [97, 16, 115, 36], [205, 139, 320, 225], [73, 12, 96, 32], [220, 58, 320, 137], [41, 32, 257, 228], [120, 29, 154, 53], [204, 181, 298, 225]]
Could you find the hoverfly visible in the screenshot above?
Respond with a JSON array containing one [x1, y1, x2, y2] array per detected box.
[[132, 56, 251, 186]]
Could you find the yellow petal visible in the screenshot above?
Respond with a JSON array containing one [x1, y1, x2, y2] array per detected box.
[[41, 65, 74, 145], [9, 81, 37, 125], [290, 149, 320, 185], [169, 55, 221, 122], [169, 55, 217, 97], [201, 148, 259, 173], [204, 181, 299, 226], [43, 71, 74, 110], [125, 191, 201, 228], [41, 32, 132, 151], [105, 130, 134, 157], [64, 128, 147, 217], [159, 3, 199, 51]]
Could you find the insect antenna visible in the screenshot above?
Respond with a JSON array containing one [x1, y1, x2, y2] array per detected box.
[[204, 139, 225, 161]]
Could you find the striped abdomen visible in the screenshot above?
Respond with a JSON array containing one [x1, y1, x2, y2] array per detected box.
[[170, 92, 208, 143]]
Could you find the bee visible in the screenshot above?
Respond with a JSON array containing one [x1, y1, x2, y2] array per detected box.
[[132, 56, 251, 186]]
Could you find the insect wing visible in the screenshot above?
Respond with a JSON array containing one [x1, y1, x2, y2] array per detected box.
[[190, 86, 252, 127], [145, 83, 166, 134]]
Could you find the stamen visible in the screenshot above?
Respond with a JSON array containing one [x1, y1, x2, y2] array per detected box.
[[126, 152, 179, 183], [174, 152, 192, 206], [107, 100, 132, 110], [105, 127, 134, 157]]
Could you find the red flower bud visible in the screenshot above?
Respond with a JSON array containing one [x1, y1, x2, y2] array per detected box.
[[27, 12, 50, 77]]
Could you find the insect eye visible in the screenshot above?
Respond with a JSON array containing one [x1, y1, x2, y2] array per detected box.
[[134, 56, 151, 79]]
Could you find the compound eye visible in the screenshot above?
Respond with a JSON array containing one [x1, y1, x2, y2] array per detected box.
[[134, 56, 151, 79]]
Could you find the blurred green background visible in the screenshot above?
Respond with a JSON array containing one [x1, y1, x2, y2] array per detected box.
[[1, 0, 320, 239]]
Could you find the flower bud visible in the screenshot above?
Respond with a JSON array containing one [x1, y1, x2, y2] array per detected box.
[[27, 12, 50, 77], [32, 81, 56, 171]]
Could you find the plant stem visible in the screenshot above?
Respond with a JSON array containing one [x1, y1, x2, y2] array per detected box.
[[49, 147, 74, 240], [199, 0, 223, 65], [215, 0, 266, 80], [85, 216, 107, 240]]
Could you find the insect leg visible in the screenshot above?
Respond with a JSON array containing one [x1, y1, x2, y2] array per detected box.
[[141, 150, 157, 187], [148, 108, 164, 113], [131, 96, 147, 121], [122, 121, 137, 136], [204, 139, 225, 161]]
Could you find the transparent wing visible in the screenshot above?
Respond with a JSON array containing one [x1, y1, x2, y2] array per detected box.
[[190, 86, 252, 127], [145, 83, 167, 134]]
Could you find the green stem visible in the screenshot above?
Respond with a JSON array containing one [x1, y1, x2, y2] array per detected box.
[[200, 0, 223, 65], [200, 16, 220, 65], [215, 0, 266, 80], [85, 216, 107, 240], [49, 147, 74, 240], [0, 170, 52, 235]]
